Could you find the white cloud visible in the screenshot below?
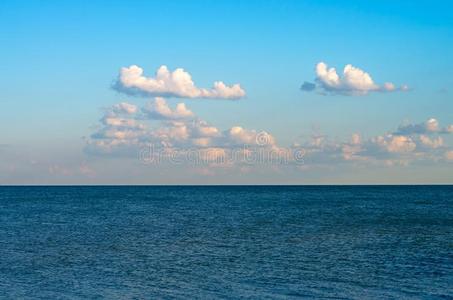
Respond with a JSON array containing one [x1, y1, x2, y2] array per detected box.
[[89, 102, 147, 146], [87, 102, 453, 170], [226, 127, 257, 145], [377, 135, 416, 153], [143, 97, 194, 120], [101, 116, 144, 129], [102, 102, 139, 119], [114, 65, 246, 99], [395, 118, 453, 135], [295, 117, 453, 167], [112, 102, 138, 114], [301, 62, 408, 96], [91, 127, 144, 140], [342, 134, 363, 160], [86, 99, 276, 157], [192, 120, 220, 138], [419, 135, 443, 149], [425, 118, 440, 132]]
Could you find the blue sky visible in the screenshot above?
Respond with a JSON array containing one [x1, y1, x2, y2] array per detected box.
[[1, 0, 453, 184]]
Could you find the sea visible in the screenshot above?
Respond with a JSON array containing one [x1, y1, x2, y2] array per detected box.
[[0, 186, 452, 299]]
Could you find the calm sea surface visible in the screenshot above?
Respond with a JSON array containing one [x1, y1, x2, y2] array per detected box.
[[0, 186, 452, 299]]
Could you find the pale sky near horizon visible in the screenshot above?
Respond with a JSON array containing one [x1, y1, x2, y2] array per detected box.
[[1, 0, 453, 184]]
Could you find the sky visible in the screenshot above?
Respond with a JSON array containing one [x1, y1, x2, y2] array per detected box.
[[1, 0, 453, 184]]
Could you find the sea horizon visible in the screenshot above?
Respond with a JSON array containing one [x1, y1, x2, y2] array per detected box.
[[2, 184, 453, 187]]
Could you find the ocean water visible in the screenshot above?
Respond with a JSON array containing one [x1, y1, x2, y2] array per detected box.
[[0, 186, 452, 299]]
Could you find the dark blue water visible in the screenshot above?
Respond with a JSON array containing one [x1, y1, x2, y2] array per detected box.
[[0, 186, 452, 299]]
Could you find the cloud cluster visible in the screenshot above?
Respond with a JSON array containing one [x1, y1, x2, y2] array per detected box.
[[293, 118, 453, 167], [86, 98, 453, 171], [86, 98, 278, 160], [395, 118, 453, 135], [113, 65, 246, 99], [301, 62, 408, 96]]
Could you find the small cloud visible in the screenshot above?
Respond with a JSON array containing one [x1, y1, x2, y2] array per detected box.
[[112, 102, 138, 114], [395, 118, 453, 135], [301, 62, 409, 96], [300, 81, 316, 92], [113, 65, 246, 100], [395, 118, 439, 135], [142, 97, 194, 120], [419, 135, 443, 149]]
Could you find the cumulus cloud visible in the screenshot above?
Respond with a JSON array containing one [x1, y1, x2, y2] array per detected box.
[[113, 65, 246, 100], [292, 117, 453, 167], [87, 102, 146, 152], [112, 102, 138, 114], [419, 135, 443, 149], [226, 127, 266, 146], [86, 98, 277, 160], [373, 135, 416, 153], [395, 118, 438, 135], [395, 118, 453, 135], [301, 62, 408, 96], [101, 117, 144, 129], [142, 97, 194, 120], [191, 120, 221, 138], [300, 81, 316, 92], [87, 101, 453, 170]]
